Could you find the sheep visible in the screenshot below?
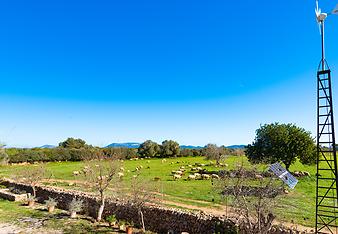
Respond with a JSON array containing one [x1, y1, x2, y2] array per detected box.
[[196, 167, 203, 171], [188, 165, 193, 168], [175, 171, 183, 175], [188, 175, 196, 180], [73, 171, 80, 176], [201, 174, 211, 180], [161, 159, 167, 163], [180, 166, 185, 169], [211, 174, 220, 179], [173, 174, 182, 180], [120, 167, 125, 171], [255, 174, 263, 179], [194, 173, 201, 179], [118, 172, 124, 179]]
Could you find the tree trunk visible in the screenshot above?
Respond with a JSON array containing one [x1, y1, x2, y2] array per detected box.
[[32, 186, 36, 197], [139, 209, 145, 231], [97, 192, 105, 222]]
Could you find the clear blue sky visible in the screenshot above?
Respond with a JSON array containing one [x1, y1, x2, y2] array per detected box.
[[1, 0, 338, 147]]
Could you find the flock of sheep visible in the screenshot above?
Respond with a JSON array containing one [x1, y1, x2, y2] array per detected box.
[[71, 158, 226, 182], [171, 163, 222, 181]]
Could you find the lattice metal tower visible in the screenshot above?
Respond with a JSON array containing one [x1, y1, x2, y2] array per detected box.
[[315, 1, 338, 233]]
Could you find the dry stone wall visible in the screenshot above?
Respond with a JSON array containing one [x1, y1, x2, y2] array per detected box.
[[0, 180, 313, 234], [0, 180, 236, 234]]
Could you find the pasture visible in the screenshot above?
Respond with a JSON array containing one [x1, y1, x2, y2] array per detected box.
[[0, 156, 317, 227]]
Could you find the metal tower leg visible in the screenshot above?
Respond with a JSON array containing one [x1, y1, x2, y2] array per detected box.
[[316, 68, 338, 234]]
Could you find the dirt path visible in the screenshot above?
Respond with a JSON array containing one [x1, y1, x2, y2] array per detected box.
[[0, 222, 62, 234]]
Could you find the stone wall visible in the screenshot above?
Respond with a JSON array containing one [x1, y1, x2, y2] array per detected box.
[[0, 180, 236, 234], [0, 180, 312, 234]]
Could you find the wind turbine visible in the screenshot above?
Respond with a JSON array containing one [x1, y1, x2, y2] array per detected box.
[[315, 0, 338, 70], [315, 1, 338, 234]]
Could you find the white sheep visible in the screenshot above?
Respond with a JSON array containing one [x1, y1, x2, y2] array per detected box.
[[188, 175, 196, 180], [118, 172, 124, 179], [120, 167, 125, 171], [201, 174, 211, 180], [73, 171, 80, 176], [173, 174, 182, 180], [211, 174, 220, 179]]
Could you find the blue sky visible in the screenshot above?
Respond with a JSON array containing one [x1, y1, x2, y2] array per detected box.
[[0, 0, 338, 147]]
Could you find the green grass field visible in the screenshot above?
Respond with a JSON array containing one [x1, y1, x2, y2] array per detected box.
[[0, 156, 319, 227]]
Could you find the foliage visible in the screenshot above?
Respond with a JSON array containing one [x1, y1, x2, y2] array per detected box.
[[0, 143, 8, 165], [161, 140, 180, 158], [45, 197, 57, 208], [128, 176, 155, 231], [81, 152, 120, 221], [203, 144, 223, 164], [138, 140, 161, 158], [7, 148, 98, 163], [69, 198, 83, 213], [246, 123, 317, 170], [216, 164, 283, 234], [105, 214, 117, 224], [14, 164, 48, 197], [59, 137, 91, 149], [101, 147, 137, 160]]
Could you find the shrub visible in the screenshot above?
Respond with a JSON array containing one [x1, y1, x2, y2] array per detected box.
[[45, 197, 57, 208], [69, 198, 83, 213]]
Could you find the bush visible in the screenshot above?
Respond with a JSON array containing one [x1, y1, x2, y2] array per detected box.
[[7, 148, 99, 163], [69, 198, 83, 213]]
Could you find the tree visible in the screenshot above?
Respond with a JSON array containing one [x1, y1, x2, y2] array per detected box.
[[161, 140, 180, 158], [82, 151, 120, 221], [128, 176, 156, 232], [15, 164, 48, 198], [214, 164, 282, 234], [138, 140, 160, 158], [246, 123, 316, 170], [203, 144, 223, 164], [58, 137, 89, 149], [0, 143, 8, 165]]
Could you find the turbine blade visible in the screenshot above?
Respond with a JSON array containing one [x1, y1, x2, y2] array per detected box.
[[332, 4, 338, 14]]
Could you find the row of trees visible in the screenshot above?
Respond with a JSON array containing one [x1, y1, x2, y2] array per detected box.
[[138, 140, 180, 158], [4, 137, 244, 163]]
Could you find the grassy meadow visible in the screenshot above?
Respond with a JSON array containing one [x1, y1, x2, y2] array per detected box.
[[0, 156, 318, 227]]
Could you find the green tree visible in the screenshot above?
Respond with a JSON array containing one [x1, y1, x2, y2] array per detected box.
[[138, 140, 161, 158], [59, 137, 89, 149], [246, 123, 316, 170], [161, 140, 180, 158], [203, 144, 223, 164]]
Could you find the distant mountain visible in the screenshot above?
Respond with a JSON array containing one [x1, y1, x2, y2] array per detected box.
[[180, 145, 203, 149], [226, 145, 246, 149], [105, 142, 140, 148], [40, 145, 56, 149]]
